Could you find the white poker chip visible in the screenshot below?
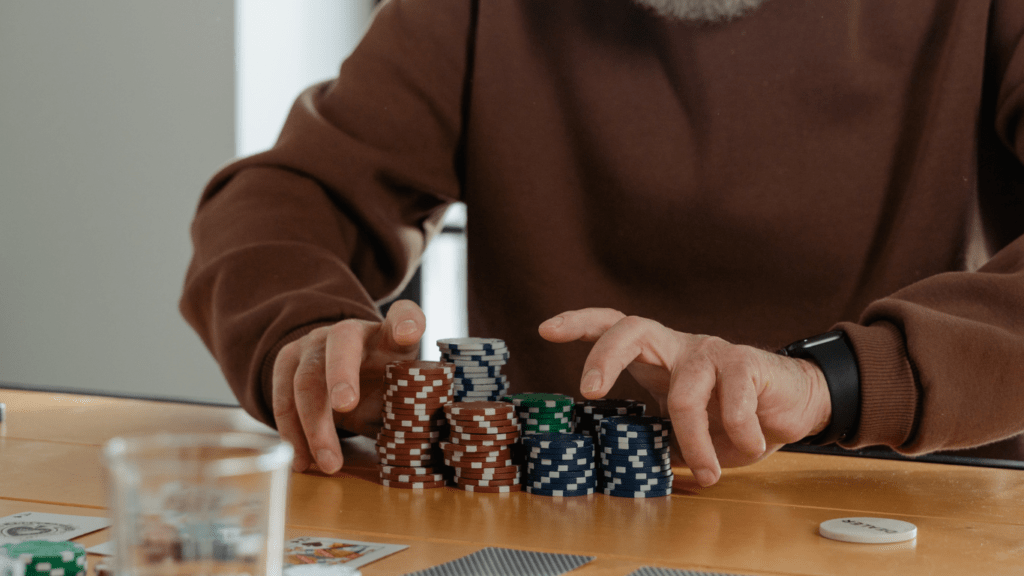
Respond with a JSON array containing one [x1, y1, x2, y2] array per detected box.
[[819, 517, 918, 544], [284, 564, 361, 576]]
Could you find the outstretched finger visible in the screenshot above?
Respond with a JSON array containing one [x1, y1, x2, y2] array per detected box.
[[666, 357, 722, 487], [577, 315, 675, 399], [716, 357, 767, 458], [538, 308, 627, 343], [292, 341, 345, 474], [271, 342, 311, 472], [378, 299, 426, 354], [324, 320, 373, 413]]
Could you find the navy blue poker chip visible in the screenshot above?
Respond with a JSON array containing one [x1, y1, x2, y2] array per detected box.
[[527, 467, 595, 481], [602, 475, 674, 488], [527, 461, 595, 473], [599, 415, 671, 433], [525, 486, 596, 497], [602, 486, 673, 498], [522, 432, 592, 448], [528, 478, 597, 491], [602, 467, 674, 479]]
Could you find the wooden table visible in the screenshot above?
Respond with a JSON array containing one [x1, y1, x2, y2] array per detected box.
[[1, 387, 1022, 575]]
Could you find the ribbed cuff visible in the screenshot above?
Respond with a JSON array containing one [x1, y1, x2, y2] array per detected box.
[[833, 320, 918, 449]]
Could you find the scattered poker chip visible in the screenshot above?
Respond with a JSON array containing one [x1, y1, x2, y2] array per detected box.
[[381, 478, 448, 489], [525, 486, 595, 497], [602, 487, 673, 498], [457, 483, 522, 493]]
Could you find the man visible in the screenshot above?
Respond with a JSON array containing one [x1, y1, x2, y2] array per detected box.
[[181, 0, 1024, 486]]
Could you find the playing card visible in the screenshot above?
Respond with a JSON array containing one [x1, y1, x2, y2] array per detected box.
[[401, 547, 594, 576], [0, 512, 110, 545], [284, 536, 407, 570], [626, 569, 749, 576]]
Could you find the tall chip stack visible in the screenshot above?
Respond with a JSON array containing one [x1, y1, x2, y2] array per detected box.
[[377, 360, 454, 488], [0, 541, 86, 576], [598, 416, 674, 498], [442, 402, 521, 492], [437, 338, 510, 402], [522, 433, 597, 497]]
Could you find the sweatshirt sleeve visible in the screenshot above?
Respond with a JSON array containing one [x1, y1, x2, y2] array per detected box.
[[179, 0, 473, 427], [838, 0, 1024, 454]]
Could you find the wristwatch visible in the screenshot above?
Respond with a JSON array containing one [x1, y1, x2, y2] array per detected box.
[[778, 330, 860, 445]]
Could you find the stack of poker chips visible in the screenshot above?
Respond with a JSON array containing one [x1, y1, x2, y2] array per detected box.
[[437, 338, 510, 402], [1, 540, 86, 576], [377, 360, 454, 488], [573, 399, 646, 444], [442, 402, 521, 492], [598, 416, 674, 498], [522, 433, 597, 497], [501, 393, 574, 435]]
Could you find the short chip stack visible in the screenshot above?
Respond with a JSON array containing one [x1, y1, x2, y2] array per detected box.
[[437, 338, 511, 402], [522, 433, 596, 497], [442, 401, 521, 492], [377, 360, 454, 488], [598, 416, 674, 498], [0, 541, 86, 576], [573, 399, 646, 444], [501, 393, 574, 435]]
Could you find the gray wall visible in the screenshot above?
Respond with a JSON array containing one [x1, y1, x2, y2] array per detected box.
[[0, 2, 237, 402]]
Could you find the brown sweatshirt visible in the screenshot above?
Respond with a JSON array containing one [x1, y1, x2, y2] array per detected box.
[[181, 0, 1024, 455]]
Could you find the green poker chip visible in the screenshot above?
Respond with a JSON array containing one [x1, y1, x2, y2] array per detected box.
[[1, 540, 86, 576], [502, 393, 574, 408]]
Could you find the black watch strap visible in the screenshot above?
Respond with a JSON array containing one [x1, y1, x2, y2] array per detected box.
[[778, 330, 860, 446]]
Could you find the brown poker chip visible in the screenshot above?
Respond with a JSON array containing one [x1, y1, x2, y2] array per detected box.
[[383, 413, 447, 425], [451, 424, 520, 435], [376, 438, 435, 450], [384, 387, 452, 400], [382, 422, 449, 434], [456, 483, 522, 493], [447, 435, 517, 446], [452, 465, 520, 478], [377, 446, 439, 457], [443, 448, 512, 461], [443, 458, 515, 469], [386, 360, 455, 374], [439, 441, 510, 454], [379, 455, 444, 467], [455, 475, 520, 487], [379, 464, 436, 475], [444, 401, 514, 417], [378, 428, 444, 440], [383, 396, 452, 408], [381, 478, 448, 489], [378, 468, 447, 483], [446, 412, 519, 423]]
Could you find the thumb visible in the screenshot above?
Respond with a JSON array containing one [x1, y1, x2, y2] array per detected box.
[[380, 299, 427, 353]]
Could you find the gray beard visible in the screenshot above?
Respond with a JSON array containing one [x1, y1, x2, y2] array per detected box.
[[632, 0, 770, 22]]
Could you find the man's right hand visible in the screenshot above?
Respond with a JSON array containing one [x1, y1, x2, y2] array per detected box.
[[271, 299, 426, 474]]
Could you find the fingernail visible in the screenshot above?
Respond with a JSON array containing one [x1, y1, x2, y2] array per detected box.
[[332, 384, 356, 409], [396, 319, 417, 337], [694, 468, 718, 487], [582, 369, 602, 394], [542, 316, 565, 329], [316, 449, 340, 474]]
